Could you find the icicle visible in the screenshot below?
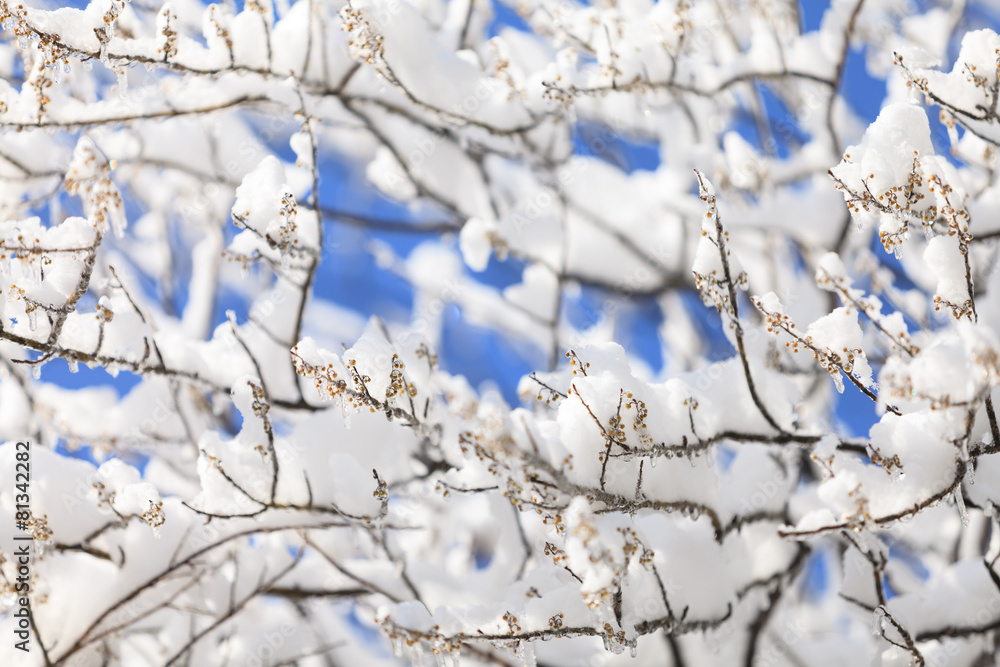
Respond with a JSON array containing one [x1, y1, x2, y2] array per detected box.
[[82, 59, 93, 72], [649, 456, 656, 468], [340, 397, 352, 429], [603, 633, 625, 655], [966, 461, 976, 486], [955, 488, 969, 526], [17, 35, 27, 50], [115, 67, 128, 97], [405, 639, 424, 666], [390, 636, 403, 658], [67, 359, 78, 373], [871, 606, 886, 636], [110, 205, 127, 238], [151, 524, 162, 540], [516, 641, 536, 667], [26, 307, 37, 331], [31, 364, 41, 380], [630, 644, 638, 658]]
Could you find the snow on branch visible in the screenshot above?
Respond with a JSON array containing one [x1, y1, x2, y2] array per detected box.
[[4, 1, 1000, 666]]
